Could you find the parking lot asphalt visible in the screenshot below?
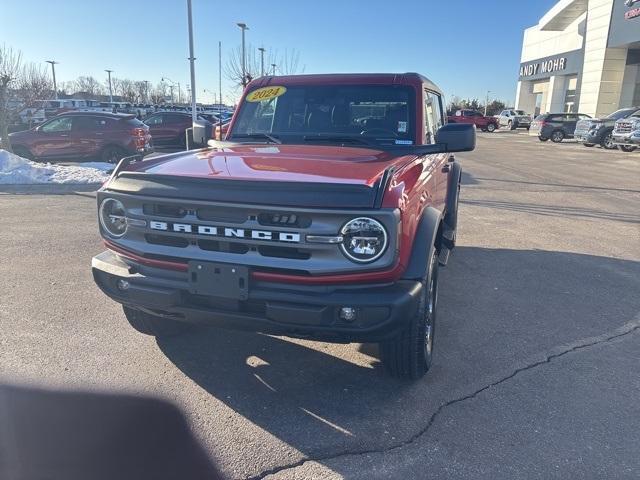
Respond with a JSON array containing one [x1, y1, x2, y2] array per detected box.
[[1, 132, 639, 479]]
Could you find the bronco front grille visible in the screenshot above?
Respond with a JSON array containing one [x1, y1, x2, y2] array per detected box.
[[100, 193, 400, 276]]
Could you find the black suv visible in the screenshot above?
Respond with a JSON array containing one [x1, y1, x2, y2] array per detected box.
[[529, 113, 591, 143], [574, 107, 640, 149]]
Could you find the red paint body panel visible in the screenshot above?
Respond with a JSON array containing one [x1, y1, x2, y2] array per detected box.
[[126, 144, 415, 186]]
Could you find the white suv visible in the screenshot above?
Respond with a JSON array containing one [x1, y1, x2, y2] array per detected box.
[[497, 109, 532, 130]]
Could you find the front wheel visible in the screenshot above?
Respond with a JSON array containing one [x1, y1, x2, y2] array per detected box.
[[601, 132, 616, 150], [550, 130, 565, 143], [122, 306, 191, 338], [486, 123, 496, 133], [539, 136, 549, 142], [620, 145, 637, 152], [380, 247, 438, 379], [583, 143, 595, 147]]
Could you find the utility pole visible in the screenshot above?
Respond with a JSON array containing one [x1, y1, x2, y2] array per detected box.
[[271, 63, 277, 76], [45, 60, 59, 99], [237, 23, 249, 87], [169, 85, 174, 103], [258, 47, 265, 77], [105, 69, 114, 103], [143, 80, 150, 103], [484, 90, 491, 116], [187, 0, 197, 122], [218, 41, 222, 109]]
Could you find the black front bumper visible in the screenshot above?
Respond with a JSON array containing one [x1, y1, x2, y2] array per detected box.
[[92, 251, 422, 342]]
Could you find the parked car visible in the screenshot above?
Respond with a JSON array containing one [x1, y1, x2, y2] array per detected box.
[[574, 107, 640, 149], [612, 110, 640, 152], [529, 113, 591, 143], [9, 112, 153, 163], [447, 109, 499, 132], [143, 111, 212, 146], [497, 109, 532, 130], [92, 72, 476, 380]]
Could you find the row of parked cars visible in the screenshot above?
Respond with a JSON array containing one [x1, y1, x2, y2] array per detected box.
[[528, 107, 640, 152], [447, 109, 533, 133], [8, 109, 233, 163]]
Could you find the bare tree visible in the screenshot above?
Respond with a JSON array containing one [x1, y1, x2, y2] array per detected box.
[[117, 78, 137, 102], [225, 44, 304, 96], [150, 82, 168, 104], [134, 81, 147, 103], [272, 48, 304, 75], [0, 46, 23, 151], [74, 76, 104, 97]]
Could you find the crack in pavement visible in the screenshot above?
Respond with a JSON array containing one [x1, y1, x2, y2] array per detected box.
[[250, 315, 640, 480]]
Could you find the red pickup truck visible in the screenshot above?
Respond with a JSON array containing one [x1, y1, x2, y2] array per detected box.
[[92, 73, 476, 380], [448, 109, 499, 132]]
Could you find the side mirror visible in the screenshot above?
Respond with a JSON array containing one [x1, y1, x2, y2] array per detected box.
[[435, 123, 476, 152]]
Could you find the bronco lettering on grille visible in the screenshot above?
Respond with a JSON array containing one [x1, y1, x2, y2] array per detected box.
[[149, 220, 301, 243]]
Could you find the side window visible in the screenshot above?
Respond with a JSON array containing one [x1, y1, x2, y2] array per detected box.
[[73, 116, 104, 132], [145, 115, 163, 126], [424, 91, 443, 145], [41, 116, 73, 133], [166, 114, 187, 124]]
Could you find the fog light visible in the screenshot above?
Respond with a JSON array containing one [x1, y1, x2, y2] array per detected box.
[[117, 279, 130, 291], [340, 307, 357, 322]]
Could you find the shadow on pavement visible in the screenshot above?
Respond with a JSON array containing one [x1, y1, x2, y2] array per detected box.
[[157, 247, 640, 478]]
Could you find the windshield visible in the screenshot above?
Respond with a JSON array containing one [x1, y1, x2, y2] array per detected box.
[[606, 108, 638, 120], [231, 84, 416, 147]]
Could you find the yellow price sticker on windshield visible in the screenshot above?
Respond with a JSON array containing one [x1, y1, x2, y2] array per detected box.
[[246, 86, 287, 102]]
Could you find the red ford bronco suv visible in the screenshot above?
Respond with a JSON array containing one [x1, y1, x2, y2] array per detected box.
[[92, 73, 476, 379]]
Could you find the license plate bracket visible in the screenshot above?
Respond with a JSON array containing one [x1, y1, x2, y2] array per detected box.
[[188, 261, 249, 300]]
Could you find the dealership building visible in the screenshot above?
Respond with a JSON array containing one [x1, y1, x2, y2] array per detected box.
[[515, 0, 640, 117]]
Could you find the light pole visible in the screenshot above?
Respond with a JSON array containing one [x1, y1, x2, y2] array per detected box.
[[45, 60, 58, 99], [484, 90, 491, 116], [143, 80, 150, 103], [186, 0, 197, 122], [258, 47, 265, 77], [105, 69, 114, 103], [237, 22, 249, 87], [271, 63, 277, 76], [218, 40, 222, 110], [162, 77, 178, 104]]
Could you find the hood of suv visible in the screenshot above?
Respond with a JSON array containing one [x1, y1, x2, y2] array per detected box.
[[125, 144, 409, 186]]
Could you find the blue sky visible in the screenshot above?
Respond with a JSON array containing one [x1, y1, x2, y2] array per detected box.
[[2, 0, 558, 105]]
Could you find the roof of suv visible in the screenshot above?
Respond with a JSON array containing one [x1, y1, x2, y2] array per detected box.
[[246, 72, 443, 95], [58, 111, 135, 120]]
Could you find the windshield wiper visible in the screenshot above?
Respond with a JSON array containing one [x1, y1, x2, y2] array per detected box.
[[302, 135, 380, 147], [228, 133, 282, 144]]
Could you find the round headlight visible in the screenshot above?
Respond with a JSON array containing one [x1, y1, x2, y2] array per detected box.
[[99, 198, 127, 238], [340, 217, 388, 263]]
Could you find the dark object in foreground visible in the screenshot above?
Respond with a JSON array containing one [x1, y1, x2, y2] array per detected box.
[[0, 384, 221, 480]]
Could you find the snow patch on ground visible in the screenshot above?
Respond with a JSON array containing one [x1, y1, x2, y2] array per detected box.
[[0, 150, 111, 184]]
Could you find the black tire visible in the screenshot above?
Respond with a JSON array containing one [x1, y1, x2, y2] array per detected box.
[[550, 130, 565, 143], [380, 246, 438, 379], [600, 131, 616, 150], [620, 145, 637, 153], [101, 145, 127, 164], [526, 126, 530, 131], [122, 306, 190, 338], [12, 146, 34, 160], [507, 120, 512, 130], [583, 143, 595, 147], [486, 123, 496, 133], [539, 136, 549, 142]]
